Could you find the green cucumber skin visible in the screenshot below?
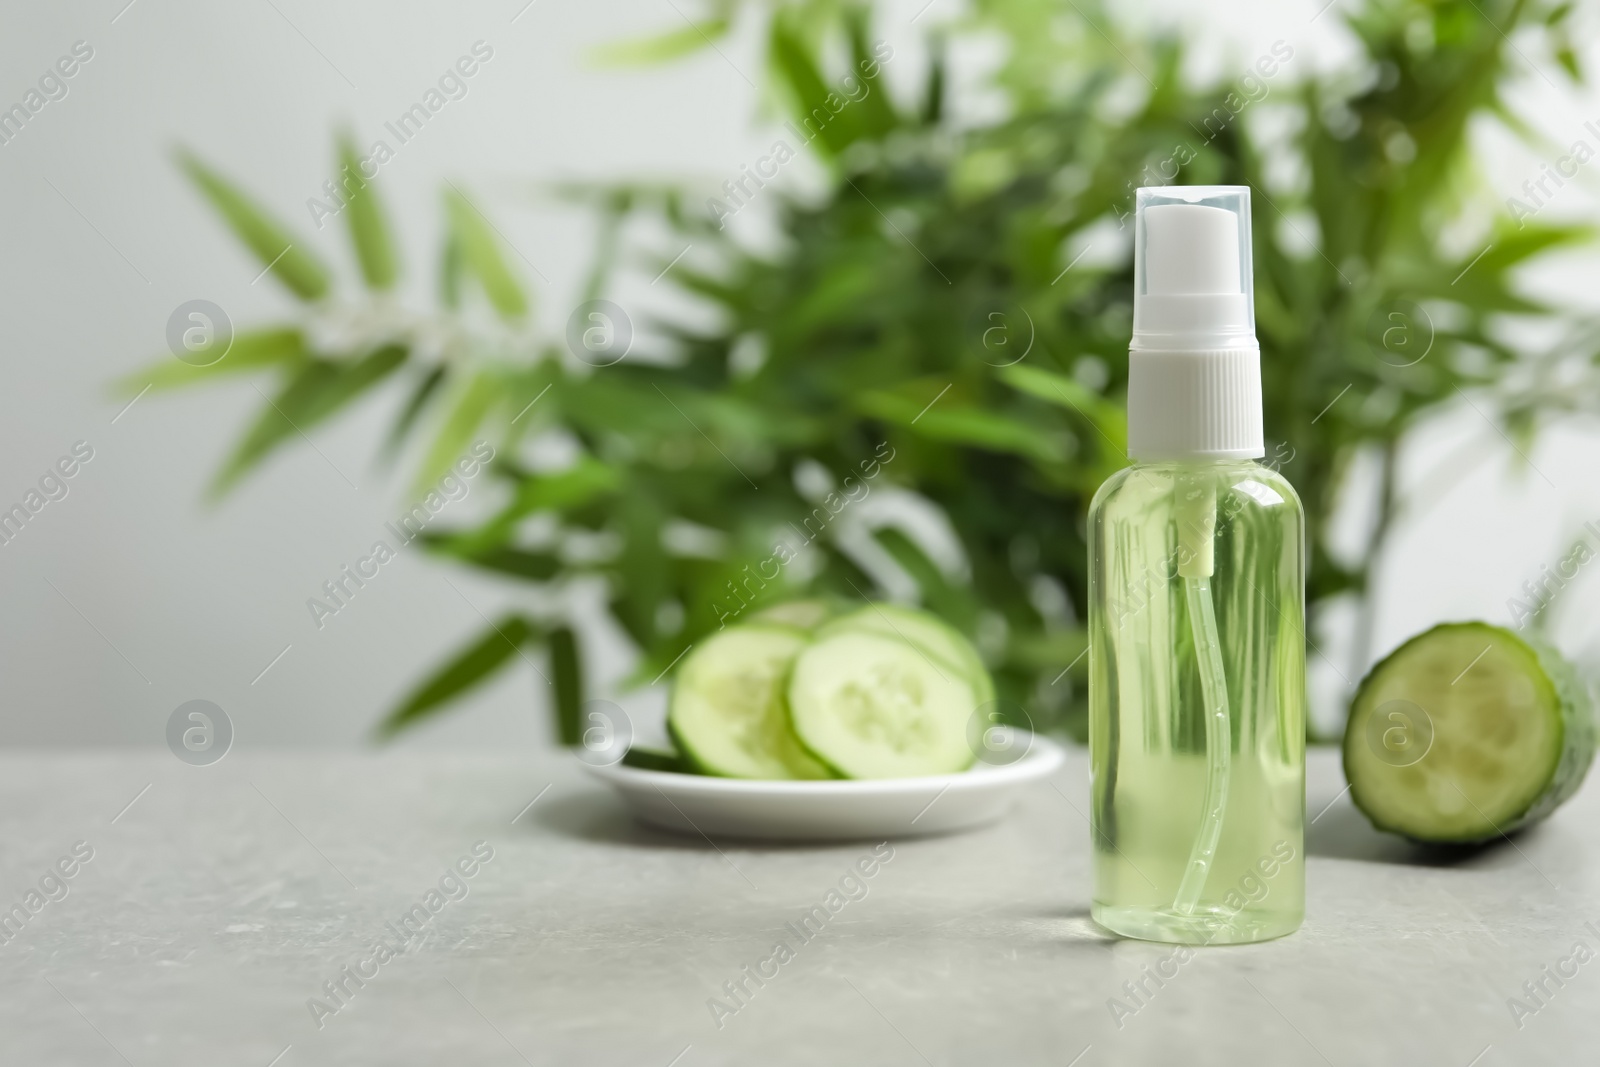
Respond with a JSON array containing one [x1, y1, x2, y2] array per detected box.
[[789, 722, 850, 781], [1512, 633, 1597, 832], [621, 746, 697, 774], [667, 715, 715, 777], [1344, 622, 1598, 844]]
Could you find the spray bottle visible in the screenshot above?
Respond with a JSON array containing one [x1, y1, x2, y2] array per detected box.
[[1088, 186, 1306, 944]]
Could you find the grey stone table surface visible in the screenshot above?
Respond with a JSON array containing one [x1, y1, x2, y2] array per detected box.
[[1, 746, 1595, 1067]]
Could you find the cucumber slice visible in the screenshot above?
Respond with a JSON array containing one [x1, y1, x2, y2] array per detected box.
[[668, 626, 832, 779], [789, 631, 979, 778], [818, 604, 995, 705], [1344, 622, 1596, 844]]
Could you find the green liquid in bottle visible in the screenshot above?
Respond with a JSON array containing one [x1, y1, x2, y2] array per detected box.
[[1088, 459, 1306, 944]]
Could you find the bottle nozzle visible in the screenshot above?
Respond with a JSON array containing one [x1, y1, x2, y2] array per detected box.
[[1144, 204, 1242, 297], [1126, 185, 1264, 462], [1131, 186, 1255, 351]]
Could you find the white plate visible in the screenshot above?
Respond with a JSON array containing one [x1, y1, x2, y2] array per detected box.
[[580, 735, 1065, 841]]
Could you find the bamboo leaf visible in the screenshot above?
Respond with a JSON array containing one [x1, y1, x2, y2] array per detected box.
[[118, 327, 308, 394], [548, 625, 582, 745], [1556, 46, 1581, 81], [377, 615, 538, 738], [921, 33, 945, 125], [1478, 223, 1596, 274], [858, 387, 1065, 463], [452, 456, 624, 555], [440, 230, 463, 309], [505, 456, 624, 517], [769, 17, 854, 157], [591, 19, 730, 66], [412, 368, 500, 498], [210, 344, 406, 496], [845, 8, 897, 139], [445, 188, 529, 320], [414, 538, 563, 582], [211, 363, 335, 497], [337, 132, 398, 290], [468, 547, 563, 582], [381, 365, 447, 462], [997, 363, 1127, 451], [872, 525, 978, 630], [177, 151, 331, 301]]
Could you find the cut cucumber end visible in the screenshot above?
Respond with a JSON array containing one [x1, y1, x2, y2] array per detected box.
[[789, 631, 979, 779], [1344, 622, 1594, 844], [668, 626, 832, 779]]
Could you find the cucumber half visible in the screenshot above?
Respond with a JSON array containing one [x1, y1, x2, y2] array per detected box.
[[668, 626, 832, 779], [1344, 622, 1596, 844], [789, 631, 979, 778], [818, 604, 995, 706]]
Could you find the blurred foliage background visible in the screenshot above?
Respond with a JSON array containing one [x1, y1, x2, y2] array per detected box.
[[127, 0, 1600, 742]]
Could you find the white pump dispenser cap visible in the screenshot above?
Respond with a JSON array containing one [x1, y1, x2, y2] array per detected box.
[[1127, 186, 1264, 461]]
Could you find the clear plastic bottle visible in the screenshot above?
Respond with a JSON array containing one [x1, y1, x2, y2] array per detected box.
[[1088, 187, 1305, 944], [1089, 460, 1305, 943]]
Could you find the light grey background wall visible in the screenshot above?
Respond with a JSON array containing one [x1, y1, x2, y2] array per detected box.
[[1, 0, 1598, 748]]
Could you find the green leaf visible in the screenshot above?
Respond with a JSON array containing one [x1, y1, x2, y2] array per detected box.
[[548, 625, 582, 745], [1556, 45, 1581, 81], [871, 526, 978, 630], [997, 363, 1128, 453], [177, 151, 331, 301], [858, 386, 1065, 463], [118, 327, 308, 394], [845, 7, 897, 139], [377, 615, 537, 738], [1480, 223, 1595, 273], [338, 132, 398, 290], [452, 456, 624, 555], [440, 230, 463, 309], [1008, 628, 1089, 674], [211, 344, 406, 496], [505, 456, 623, 517], [382, 365, 447, 462], [591, 19, 730, 66], [412, 368, 500, 498], [445, 188, 529, 320], [416, 540, 563, 582], [769, 17, 854, 157], [921, 33, 945, 124]]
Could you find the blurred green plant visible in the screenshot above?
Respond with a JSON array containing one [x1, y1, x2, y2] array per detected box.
[[125, 0, 1598, 741]]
